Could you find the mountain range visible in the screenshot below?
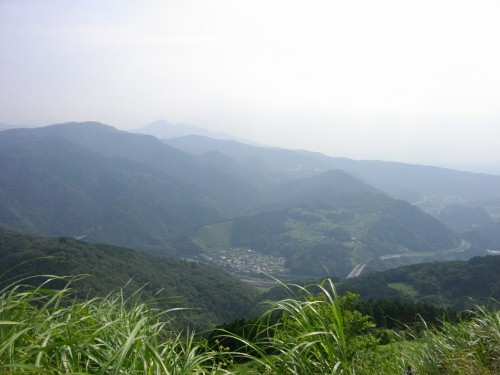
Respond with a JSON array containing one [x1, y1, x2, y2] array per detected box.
[[131, 119, 254, 144], [164, 134, 500, 212], [1, 121, 499, 279]]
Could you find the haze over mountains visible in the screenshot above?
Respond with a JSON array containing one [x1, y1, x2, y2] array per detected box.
[[1, 121, 499, 282], [132, 119, 254, 144], [163, 134, 500, 210]]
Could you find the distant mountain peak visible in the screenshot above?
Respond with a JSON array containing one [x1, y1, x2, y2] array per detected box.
[[45, 121, 120, 132], [53, 120, 113, 127], [267, 168, 383, 206], [132, 119, 259, 145]]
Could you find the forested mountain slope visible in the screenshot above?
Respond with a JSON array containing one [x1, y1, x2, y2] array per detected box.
[[0, 123, 274, 252], [258, 256, 499, 311], [189, 171, 462, 278], [165, 135, 339, 187], [166, 134, 500, 215], [335, 255, 500, 310], [0, 122, 493, 278], [0, 226, 256, 330], [0, 132, 223, 254], [0, 122, 264, 217]]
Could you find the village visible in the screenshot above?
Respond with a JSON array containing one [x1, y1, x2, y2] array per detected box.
[[200, 248, 286, 276]]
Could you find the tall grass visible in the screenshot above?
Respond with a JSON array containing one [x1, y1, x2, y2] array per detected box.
[[259, 279, 351, 374], [218, 280, 499, 375], [410, 304, 500, 374], [217, 279, 402, 374], [1, 274, 498, 374], [0, 275, 223, 374]]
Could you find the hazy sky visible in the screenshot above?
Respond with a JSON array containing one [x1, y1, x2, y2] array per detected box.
[[1, 1, 500, 171]]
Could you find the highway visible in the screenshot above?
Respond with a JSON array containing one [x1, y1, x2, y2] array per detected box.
[[345, 239, 470, 279]]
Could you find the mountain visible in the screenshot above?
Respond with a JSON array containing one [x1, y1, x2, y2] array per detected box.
[[437, 204, 493, 234], [0, 129, 224, 253], [319, 158, 500, 213], [0, 123, 35, 131], [132, 119, 254, 144], [0, 121, 495, 280], [0, 122, 270, 252], [165, 135, 500, 217], [462, 221, 500, 251], [0, 226, 257, 330], [165, 135, 336, 187], [2, 122, 264, 216], [188, 171, 463, 278], [265, 169, 382, 206]]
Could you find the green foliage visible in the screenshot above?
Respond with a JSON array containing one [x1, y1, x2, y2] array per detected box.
[[230, 210, 289, 249], [409, 305, 500, 374], [191, 221, 233, 253], [217, 280, 381, 374], [337, 255, 500, 310], [222, 281, 500, 374], [0, 276, 225, 374], [194, 191, 461, 278], [2, 274, 499, 374], [387, 282, 420, 298], [0, 227, 257, 331], [354, 299, 451, 329], [0, 123, 267, 252]]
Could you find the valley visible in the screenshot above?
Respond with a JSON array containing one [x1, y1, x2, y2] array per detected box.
[[4, 3, 500, 371], [1, 121, 499, 374], [200, 247, 286, 276], [1, 121, 497, 283]]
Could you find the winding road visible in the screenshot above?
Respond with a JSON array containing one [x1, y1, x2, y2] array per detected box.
[[345, 239, 471, 279]]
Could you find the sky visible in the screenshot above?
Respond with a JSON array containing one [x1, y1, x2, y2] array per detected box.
[[1, 0, 500, 172]]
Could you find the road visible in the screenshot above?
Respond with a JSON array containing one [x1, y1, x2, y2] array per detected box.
[[345, 239, 470, 279], [345, 262, 367, 278]]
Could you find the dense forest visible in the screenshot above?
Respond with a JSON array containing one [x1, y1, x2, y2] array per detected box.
[[0, 226, 256, 330], [337, 256, 499, 310], [254, 256, 500, 315]]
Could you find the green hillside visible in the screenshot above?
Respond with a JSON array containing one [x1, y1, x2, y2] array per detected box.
[[437, 204, 494, 233], [0, 135, 224, 254], [0, 227, 257, 330], [256, 255, 500, 313], [335, 255, 500, 310], [17, 122, 265, 216], [189, 185, 461, 278], [165, 134, 336, 186], [165, 134, 500, 213]]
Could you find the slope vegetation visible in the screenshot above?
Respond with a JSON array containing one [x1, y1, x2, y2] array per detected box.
[[0, 123, 266, 252], [190, 171, 461, 278], [0, 226, 256, 330], [1, 122, 495, 279], [336, 255, 500, 310]]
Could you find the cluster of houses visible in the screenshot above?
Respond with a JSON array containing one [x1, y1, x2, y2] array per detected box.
[[201, 248, 286, 275]]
